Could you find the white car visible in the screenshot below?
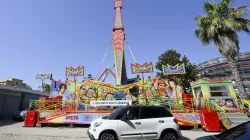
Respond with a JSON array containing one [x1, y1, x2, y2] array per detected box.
[[88, 105, 182, 140]]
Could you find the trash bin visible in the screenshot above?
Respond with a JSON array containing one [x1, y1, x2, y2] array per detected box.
[[24, 111, 37, 127]]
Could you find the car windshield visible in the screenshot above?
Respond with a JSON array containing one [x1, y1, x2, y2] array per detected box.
[[105, 107, 127, 120], [215, 121, 250, 140]]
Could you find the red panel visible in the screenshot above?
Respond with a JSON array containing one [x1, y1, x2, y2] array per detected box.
[[199, 112, 223, 132], [182, 93, 193, 99], [24, 111, 37, 127], [182, 94, 194, 110]]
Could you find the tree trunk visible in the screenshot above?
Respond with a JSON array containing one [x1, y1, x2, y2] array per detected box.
[[228, 57, 248, 99]]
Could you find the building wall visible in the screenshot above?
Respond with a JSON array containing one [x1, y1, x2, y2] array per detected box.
[[0, 85, 47, 118], [0, 78, 31, 89], [0, 89, 21, 118]]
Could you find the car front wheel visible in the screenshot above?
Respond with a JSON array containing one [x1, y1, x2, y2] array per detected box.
[[161, 132, 177, 140], [99, 132, 116, 140]]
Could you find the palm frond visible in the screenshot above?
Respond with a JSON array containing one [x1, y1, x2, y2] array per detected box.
[[234, 18, 250, 33], [194, 0, 250, 49], [217, 0, 231, 11], [228, 7, 247, 18], [204, 2, 216, 16], [195, 28, 211, 45]]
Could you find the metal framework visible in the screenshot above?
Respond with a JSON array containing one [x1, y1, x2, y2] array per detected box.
[[112, 0, 127, 85]]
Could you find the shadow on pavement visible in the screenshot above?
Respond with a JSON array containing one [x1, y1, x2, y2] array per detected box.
[[0, 118, 21, 127], [181, 136, 191, 140], [180, 137, 191, 140]]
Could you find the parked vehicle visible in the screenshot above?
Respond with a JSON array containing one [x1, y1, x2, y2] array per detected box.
[[13, 107, 28, 121], [195, 121, 250, 140], [88, 105, 182, 140]]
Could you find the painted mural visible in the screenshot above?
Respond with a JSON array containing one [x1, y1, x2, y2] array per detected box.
[[173, 113, 201, 126], [50, 76, 184, 107], [209, 97, 239, 112]]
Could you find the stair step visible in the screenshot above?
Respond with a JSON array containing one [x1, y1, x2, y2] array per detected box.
[[226, 113, 249, 118], [229, 120, 249, 128], [222, 113, 250, 129], [226, 114, 247, 116], [228, 118, 249, 122]]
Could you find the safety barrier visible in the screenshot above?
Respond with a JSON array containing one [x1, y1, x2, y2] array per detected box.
[[29, 97, 210, 114]]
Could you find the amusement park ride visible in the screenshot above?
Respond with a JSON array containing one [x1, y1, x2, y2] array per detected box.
[[25, 0, 250, 132]]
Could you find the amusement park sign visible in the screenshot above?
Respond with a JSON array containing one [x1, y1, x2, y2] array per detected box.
[[131, 62, 154, 74], [162, 63, 186, 75], [65, 66, 84, 77], [36, 72, 52, 80]]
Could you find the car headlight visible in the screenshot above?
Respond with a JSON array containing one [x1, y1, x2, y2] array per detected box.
[[94, 122, 102, 127]]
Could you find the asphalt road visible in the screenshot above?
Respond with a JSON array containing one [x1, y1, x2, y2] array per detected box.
[[0, 119, 219, 140]]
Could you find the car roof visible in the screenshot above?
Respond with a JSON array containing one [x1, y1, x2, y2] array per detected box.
[[126, 105, 166, 109]]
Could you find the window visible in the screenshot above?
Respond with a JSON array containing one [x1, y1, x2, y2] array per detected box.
[[209, 86, 230, 97], [141, 107, 172, 119], [125, 108, 140, 120], [107, 107, 127, 120], [194, 87, 203, 98]]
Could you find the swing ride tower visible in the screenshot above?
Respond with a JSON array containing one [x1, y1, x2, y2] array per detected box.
[[112, 0, 128, 85]]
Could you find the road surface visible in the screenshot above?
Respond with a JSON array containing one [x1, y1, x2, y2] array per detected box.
[[0, 119, 219, 140]]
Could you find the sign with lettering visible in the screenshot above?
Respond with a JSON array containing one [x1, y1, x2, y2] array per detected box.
[[42, 113, 110, 124], [162, 63, 185, 75], [90, 100, 132, 107], [65, 66, 84, 77], [36, 72, 52, 80], [66, 115, 79, 121], [131, 62, 154, 74]]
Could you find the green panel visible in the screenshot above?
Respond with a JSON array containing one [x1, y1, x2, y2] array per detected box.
[[191, 79, 237, 99]]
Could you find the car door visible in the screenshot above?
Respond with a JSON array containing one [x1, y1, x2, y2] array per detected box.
[[140, 107, 172, 140], [117, 108, 143, 140]]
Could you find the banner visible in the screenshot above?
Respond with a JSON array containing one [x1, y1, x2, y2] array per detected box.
[[90, 100, 132, 106], [51, 80, 60, 97], [131, 62, 154, 74], [41, 113, 109, 124], [36, 72, 52, 80], [65, 66, 84, 77], [162, 63, 185, 75]]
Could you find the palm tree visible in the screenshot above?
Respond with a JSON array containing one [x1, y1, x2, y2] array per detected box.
[[195, 0, 250, 99]]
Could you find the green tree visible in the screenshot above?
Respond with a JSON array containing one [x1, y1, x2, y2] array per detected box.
[[44, 84, 51, 94], [155, 49, 199, 93], [195, 0, 250, 99], [87, 74, 95, 80]]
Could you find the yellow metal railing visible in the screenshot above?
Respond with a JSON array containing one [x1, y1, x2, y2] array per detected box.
[[237, 100, 250, 114], [29, 97, 211, 114], [208, 100, 232, 129]]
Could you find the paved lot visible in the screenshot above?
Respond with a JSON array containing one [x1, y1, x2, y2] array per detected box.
[[0, 119, 219, 140]]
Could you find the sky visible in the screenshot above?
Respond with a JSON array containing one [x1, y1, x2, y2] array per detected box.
[[0, 0, 249, 90]]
